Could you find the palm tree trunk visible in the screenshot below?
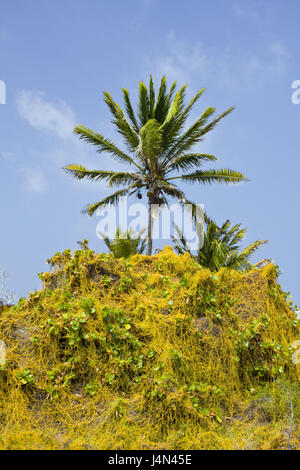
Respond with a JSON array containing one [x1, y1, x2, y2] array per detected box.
[[146, 200, 153, 255]]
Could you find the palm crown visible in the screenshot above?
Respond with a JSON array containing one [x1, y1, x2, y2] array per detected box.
[[64, 75, 247, 254], [101, 227, 146, 259], [173, 217, 267, 272]]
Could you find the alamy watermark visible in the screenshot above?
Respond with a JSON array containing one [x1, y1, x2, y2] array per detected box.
[[291, 80, 300, 104], [0, 80, 6, 104], [95, 198, 204, 251]]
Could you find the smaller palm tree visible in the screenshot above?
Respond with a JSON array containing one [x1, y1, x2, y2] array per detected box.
[[77, 239, 90, 250], [101, 227, 146, 259], [173, 217, 267, 272]]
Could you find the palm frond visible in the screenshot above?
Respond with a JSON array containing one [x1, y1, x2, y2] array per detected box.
[[121, 88, 139, 132], [103, 92, 139, 150], [139, 119, 163, 165], [223, 251, 251, 271], [63, 165, 126, 182], [169, 168, 247, 184], [156, 180, 186, 200], [172, 223, 194, 255], [238, 239, 268, 261], [198, 107, 235, 139], [166, 81, 177, 105], [138, 81, 150, 127], [167, 153, 218, 172], [149, 75, 155, 118], [181, 199, 209, 224], [164, 107, 216, 161], [223, 226, 246, 248], [101, 227, 146, 258], [74, 125, 142, 170], [180, 88, 206, 122], [159, 84, 188, 154], [154, 76, 176, 123], [108, 172, 145, 187], [162, 90, 185, 126], [83, 185, 138, 216]]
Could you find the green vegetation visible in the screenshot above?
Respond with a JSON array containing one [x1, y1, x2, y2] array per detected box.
[[0, 246, 299, 450], [64, 75, 247, 254], [173, 216, 267, 272], [1, 76, 297, 450], [102, 227, 146, 259]]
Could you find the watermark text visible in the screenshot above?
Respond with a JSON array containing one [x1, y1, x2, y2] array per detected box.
[[0, 80, 6, 104]]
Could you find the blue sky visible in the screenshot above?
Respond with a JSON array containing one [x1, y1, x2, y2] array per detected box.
[[0, 0, 300, 306]]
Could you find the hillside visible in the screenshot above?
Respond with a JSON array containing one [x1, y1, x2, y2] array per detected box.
[[0, 246, 299, 450]]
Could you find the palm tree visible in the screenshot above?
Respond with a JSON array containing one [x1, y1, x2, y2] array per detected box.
[[64, 76, 247, 255], [101, 227, 146, 259], [173, 217, 267, 272]]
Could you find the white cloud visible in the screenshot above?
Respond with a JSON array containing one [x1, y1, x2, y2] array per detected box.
[[1, 151, 15, 161], [146, 32, 209, 86], [14, 90, 139, 196], [16, 90, 76, 139], [268, 42, 290, 75], [145, 32, 290, 91], [232, 2, 261, 23], [21, 168, 48, 194], [15, 89, 131, 182]]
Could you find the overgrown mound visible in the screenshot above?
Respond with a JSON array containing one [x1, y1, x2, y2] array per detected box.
[[0, 246, 299, 450]]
